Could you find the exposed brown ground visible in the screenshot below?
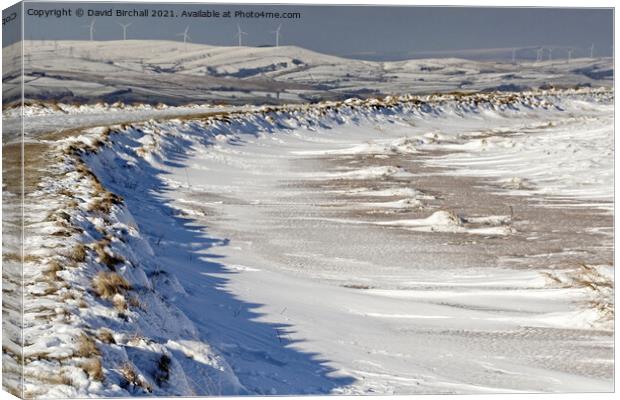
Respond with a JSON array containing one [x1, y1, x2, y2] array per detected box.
[[297, 149, 613, 273]]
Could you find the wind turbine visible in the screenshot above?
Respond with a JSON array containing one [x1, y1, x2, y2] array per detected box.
[[536, 47, 543, 62], [235, 24, 247, 47], [83, 19, 95, 41], [590, 43, 595, 58], [271, 24, 282, 47], [548, 47, 553, 61], [567, 48, 574, 63], [176, 26, 191, 50], [511, 48, 517, 64], [177, 25, 191, 44], [118, 22, 131, 41]]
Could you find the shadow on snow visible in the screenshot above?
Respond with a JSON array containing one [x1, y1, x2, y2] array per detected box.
[[88, 120, 356, 395]]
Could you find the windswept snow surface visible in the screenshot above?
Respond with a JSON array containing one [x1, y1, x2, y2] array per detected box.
[[1, 103, 255, 142], [12, 89, 613, 396]]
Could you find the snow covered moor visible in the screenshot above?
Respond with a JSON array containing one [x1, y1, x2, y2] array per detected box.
[[3, 88, 614, 397], [1, 3, 615, 399]]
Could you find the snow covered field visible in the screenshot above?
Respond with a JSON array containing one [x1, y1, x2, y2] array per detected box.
[[2, 40, 613, 106], [2, 89, 613, 396]]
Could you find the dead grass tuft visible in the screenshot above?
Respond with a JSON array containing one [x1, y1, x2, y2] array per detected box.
[[24, 351, 52, 363], [127, 296, 142, 310], [75, 333, 100, 358], [24, 370, 73, 386], [543, 263, 614, 326], [81, 358, 104, 381], [43, 260, 64, 281], [66, 199, 80, 209], [51, 229, 73, 237], [23, 254, 42, 263], [119, 362, 152, 393], [91, 240, 124, 270], [568, 263, 614, 291], [88, 192, 124, 214], [92, 271, 131, 300], [97, 328, 116, 344], [68, 244, 87, 263]]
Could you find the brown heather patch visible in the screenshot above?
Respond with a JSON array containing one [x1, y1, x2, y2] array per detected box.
[[92, 271, 131, 300], [66, 199, 80, 209], [88, 192, 124, 214], [50, 228, 73, 237], [91, 240, 124, 270], [24, 369, 73, 387], [46, 210, 71, 223], [97, 328, 116, 345], [127, 296, 142, 310], [43, 260, 64, 281], [542, 263, 614, 326], [68, 244, 87, 263], [81, 358, 104, 381], [3, 142, 54, 194], [4, 253, 42, 264], [119, 363, 152, 393], [60, 290, 79, 302], [75, 333, 100, 358]]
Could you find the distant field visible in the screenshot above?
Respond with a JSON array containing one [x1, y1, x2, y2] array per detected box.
[[2, 40, 613, 105]]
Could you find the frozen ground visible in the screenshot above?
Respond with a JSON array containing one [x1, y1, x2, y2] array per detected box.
[[1, 102, 253, 142], [2, 89, 613, 396]]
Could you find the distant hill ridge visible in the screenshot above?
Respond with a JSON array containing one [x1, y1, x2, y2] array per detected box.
[[2, 39, 613, 105]]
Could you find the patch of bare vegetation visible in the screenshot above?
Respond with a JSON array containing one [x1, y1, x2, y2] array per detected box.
[[88, 191, 124, 214], [97, 328, 116, 344], [92, 271, 131, 300], [91, 239, 124, 270], [543, 263, 614, 326], [24, 370, 73, 387], [75, 333, 100, 358], [81, 358, 104, 381], [68, 244, 87, 263], [4, 252, 42, 264], [43, 260, 64, 281], [342, 283, 373, 290], [119, 362, 152, 393], [71, 158, 125, 216], [46, 210, 72, 223]]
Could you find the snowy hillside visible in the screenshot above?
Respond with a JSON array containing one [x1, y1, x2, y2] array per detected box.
[[3, 88, 613, 397], [2, 40, 613, 105]]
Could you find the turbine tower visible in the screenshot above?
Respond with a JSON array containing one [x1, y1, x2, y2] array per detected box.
[[590, 43, 595, 58], [548, 48, 553, 61], [567, 48, 574, 63], [83, 19, 96, 41], [176, 26, 191, 51], [235, 24, 247, 47], [176, 26, 191, 44], [536, 47, 543, 62], [271, 24, 282, 47], [511, 48, 516, 64], [118, 22, 131, 41]]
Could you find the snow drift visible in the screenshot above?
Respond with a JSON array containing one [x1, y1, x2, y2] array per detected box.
[[5, 88, 613, 397]]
